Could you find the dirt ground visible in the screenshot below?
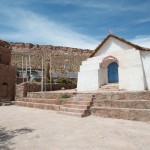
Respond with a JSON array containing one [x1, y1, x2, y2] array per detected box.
[[0, 106, 150, 150]]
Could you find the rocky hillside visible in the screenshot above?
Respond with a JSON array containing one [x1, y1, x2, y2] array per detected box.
[[11, 43, 93, 74]]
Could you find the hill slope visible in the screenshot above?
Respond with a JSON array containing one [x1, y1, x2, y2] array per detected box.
[[11, 42, 93, 74]]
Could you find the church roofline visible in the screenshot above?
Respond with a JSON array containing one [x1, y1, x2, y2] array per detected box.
[[90, 34, 150, 58]]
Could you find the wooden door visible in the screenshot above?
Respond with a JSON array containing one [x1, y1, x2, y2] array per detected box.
[[108, 62, 119, 83], [1, 83, 8, 97]]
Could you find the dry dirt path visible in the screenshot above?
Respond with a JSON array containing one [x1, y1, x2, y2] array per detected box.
[[0, 106, 150, 150]]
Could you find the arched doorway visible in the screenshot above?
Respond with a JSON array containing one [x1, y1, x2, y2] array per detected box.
[[108, 62, 118, 83]]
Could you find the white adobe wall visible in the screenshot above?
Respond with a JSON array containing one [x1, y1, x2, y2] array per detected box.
[[118, 50, 145, 91], [77, 70, 100, 91], [100, 68, 108, 85], [94, 37, 133, 56], [140, 51, 150, 90], [77, 55, 103, 91], [77, 37, 147, 91]]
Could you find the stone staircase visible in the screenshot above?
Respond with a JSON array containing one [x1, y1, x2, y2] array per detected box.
[[13, 92, 66, 111], [13, 97, 62, 111], [14, 91, 94, 118], [13, 90, 150, 121], [58, 96, 94, 117], [91, 91, 150, 122], [0, 97, 12, 106], [100, 83, 119, 91]]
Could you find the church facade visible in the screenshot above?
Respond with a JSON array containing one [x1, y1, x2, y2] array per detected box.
[[77, 34, 150, 91]]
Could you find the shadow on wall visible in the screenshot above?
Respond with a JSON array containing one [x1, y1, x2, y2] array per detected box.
[[0, 127, 35, 150]]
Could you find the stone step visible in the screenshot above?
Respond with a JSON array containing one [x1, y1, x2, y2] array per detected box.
[[94, 100, 150, 109], [63, 104, 90, 109], [60, 106, 90, 114], [101, 83, 118, 86], [100, 88, 119, 91], [73, 93, 96, 98], [63, 100, 93, 106], [27, 92, 50, 98], [1, 102, 12, 106], [91, 106, 150, 122], [100, 84, 119, 90], [16, 98, 63, 105], [13, 101, 60, 111], [101, 86, 118, 89], [27, 92, 73, 99], [95, 91, 150, 100], [58, 111, 87, 117], [101, 87, 119, 91], [101, 84, 118, 88], [59, 96, 93, 117], [72, 96, 93, 101]]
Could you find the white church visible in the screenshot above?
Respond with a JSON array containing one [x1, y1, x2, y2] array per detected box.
[[77, 34, 150, 91]]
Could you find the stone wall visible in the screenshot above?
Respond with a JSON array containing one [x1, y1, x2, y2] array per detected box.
[[16, 82, 77, 98], [16, 77, 41, 84], [47, 83, 77, 91], [15, 83, 24, 98], [16, 83, 41, 98]]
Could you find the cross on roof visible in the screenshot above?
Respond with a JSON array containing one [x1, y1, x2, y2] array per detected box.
[[109, 28, 113, 34]]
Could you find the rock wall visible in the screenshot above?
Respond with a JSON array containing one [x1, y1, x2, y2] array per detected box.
[[16, 82, 77, 98]]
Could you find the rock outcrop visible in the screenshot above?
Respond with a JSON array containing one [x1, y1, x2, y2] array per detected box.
[[11, 42, 93, 73]]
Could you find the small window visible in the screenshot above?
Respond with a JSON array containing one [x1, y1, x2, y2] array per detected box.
[[2, 82, 8, 85]]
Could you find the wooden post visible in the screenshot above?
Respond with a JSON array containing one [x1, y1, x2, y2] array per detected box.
[[29, 55, 31, 80], [41, 56, 44, 92], [44, 60, 47, 91], [22, 56, 24, 83], [25, 57, 28, 82], [50, 53, 52, 91]]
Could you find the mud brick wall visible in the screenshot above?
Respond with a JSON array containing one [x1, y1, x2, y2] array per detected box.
[[0, 47, 11, 65], [0, 64, 16, 101]]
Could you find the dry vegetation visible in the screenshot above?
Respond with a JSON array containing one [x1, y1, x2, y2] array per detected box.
[[11, 43, 93, 73]]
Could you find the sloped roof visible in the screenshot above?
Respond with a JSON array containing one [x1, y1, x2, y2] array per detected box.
[[90, 34, 150, 58], [0, 39, 10, 49]]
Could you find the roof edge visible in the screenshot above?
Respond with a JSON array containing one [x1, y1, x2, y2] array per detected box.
[[0, 39, 10, 46], [90, 34, 150, 58]]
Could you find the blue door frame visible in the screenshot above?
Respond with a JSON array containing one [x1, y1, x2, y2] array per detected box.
[[108, 62, 118, 83]]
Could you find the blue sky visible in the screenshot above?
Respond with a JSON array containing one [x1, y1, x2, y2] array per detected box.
[[0, 0, 150, 49]]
